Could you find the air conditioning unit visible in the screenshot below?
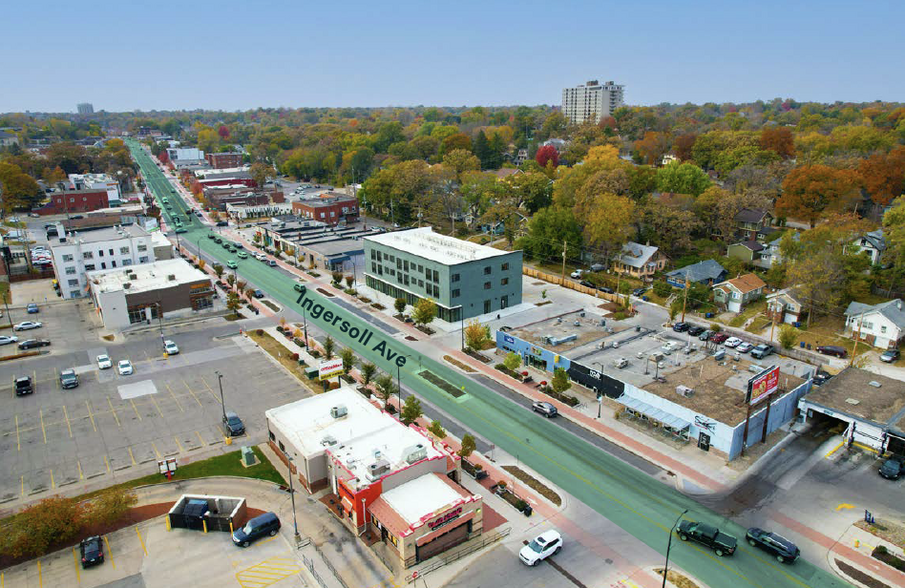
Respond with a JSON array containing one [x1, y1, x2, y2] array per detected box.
[[676, 385, 694, 397], [320, 435, 338, 447], [404, 443, 427, 464], [367, 459, 391, 480], [329, 405, 348, 419]]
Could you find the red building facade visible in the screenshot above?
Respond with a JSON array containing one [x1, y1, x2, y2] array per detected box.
[[40, 189, 110, 215]]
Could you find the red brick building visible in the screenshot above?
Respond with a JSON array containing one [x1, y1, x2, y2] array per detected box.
[[205, 152, 244, 169], [204, 186, 284, 211], [292, 194, 359, 225], [39, 189, 110, 215]]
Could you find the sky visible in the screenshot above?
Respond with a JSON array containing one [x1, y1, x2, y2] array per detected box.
[[2, 0, 903, 113]]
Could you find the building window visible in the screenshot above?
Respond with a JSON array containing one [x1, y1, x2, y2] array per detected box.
[[484, 300, 492, 313], [278, 441, 285, 452], [82, 252, 93, 260], [65, 266, 76, 275], [137, 243, 147, 252], [451, 273, 460, 282], [371, 262, 377, 272], [62, 254, 74, 262], [418, 264, 423, 272], [418, 280, 424, 288], [432, 269, 439, 282], [98, 250, 104, 257], [119, 247, 130, 255], [501, 278, 509, 286], [881, 325, 887, 334], [403, 260, 409, 272], [502, 262, 509, 271], [139, 257, 149, 264], [484, 266, 491, 275], [452, 289, 460, 298], [269, 430, 275, 441], [84, 264, 95, 271], [122, 259, 132, 266], [397, 259, 402, 270], [68, 279, 79, 287], [484, 282, 491, 290], [109, 249, 114, 256]]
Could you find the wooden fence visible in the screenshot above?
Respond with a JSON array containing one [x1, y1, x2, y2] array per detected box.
[[522, 267, 625, 305]]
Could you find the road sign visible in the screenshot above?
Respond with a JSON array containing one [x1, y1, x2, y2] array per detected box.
[[318, 358, 344, 380]]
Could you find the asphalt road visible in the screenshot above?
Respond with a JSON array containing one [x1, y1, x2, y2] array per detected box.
[[129, 140, 851, 588]]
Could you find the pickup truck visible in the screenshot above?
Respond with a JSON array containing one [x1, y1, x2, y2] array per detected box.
[[677, 520, 737, 557]]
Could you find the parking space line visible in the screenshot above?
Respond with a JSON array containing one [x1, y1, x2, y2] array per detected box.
[[78, 460, 84, 480], [166, 383, 184, 413], [62, 405, 73, 438], [200, 376, 221, 402], [174, 436, 184, 453], [102, 535, 115, 569], [105, 455, 111, 473], [149, 395, 165, 419], [72, 547, 80, 583], [107, 397, 121, 427], [86, 400, 97, 432], [151, 441, 162, 460], [15, 415, 19, 451], [50, 469, 55, 489], [128, 447, 137, 466], [196, 431, 206, 447], [136, 526, 148, 555], [39, 409, 47, 443], [182, 379, 204, 408], [129, 399, 143, 421]]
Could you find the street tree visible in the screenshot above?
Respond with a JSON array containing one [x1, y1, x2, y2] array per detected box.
[[323, 336, 335, 359], [394, 297, 406, 315], [427, 420, 447, 439], [503, 352, 521, 371], [339, 347, 356, 374], [360, 362, 377, 387], [551, 367, 571, 394], [458, 434, 476, 458], [400, 395, 424, 426], [213, 264, 224, 279], [226, 291, 241, 316], [464, 320, 491, 350], [374, 374, 397, 405], [778, 324, 799, 349], [412, 298, 437, 327]]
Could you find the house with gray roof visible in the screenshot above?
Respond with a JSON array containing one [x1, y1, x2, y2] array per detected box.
[[612, 242, 667, 279], [665, 259, 727, 288], [845, 228, 886, 266], [844, 298, 905, 350]]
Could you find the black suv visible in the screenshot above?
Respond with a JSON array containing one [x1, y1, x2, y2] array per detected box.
[[79, 535, 104, 568], [15, 376, 33, 396], [672, 322, 689, 332], [879, 457, 903, 480], [688, 325, 706, 337], [677, 520, 737, 557], [222, 411, 246, 436], [60, 369, 79, 389], [745, 527, 800, 563]]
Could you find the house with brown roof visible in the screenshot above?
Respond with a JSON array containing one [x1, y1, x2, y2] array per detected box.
[[734, 209, 776, 242], [713, 273, 766, 313], [766, 289, 807, 326]]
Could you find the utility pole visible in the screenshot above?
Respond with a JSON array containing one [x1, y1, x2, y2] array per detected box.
[[850, 310, 865, 367], [560, 240, 567, 283], [680, 275, 689, 322]]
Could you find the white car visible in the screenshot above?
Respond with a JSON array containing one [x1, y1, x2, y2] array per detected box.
[[519, 530, 563, 566], [736, 342, 754, 353], [570, 270, 584, 279], [117, 360, 134, 375], [163, 340, 179, 355], [96, 354, 113, 369], [724, 337, 743, 348], [14, 321, 42, 331], [0, 335, 18, 345]]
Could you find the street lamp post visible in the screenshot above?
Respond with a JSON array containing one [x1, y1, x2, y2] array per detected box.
[[301, 305, 309, 350], [593, 362, 606, 418], [286, 456, 301, 542], [663, 509, 689, 588], [396, 353, 415, 412], [216, 371, 227, 422]]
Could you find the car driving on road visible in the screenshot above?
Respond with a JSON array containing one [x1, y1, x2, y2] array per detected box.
[[677, 520, 737, 557], [164, 340, 179, 355], [745, 527, 800, 563]]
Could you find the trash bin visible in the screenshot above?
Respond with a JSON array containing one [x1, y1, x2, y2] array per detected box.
[[800, 342, 805, 348], [522, 505, 533, 517]]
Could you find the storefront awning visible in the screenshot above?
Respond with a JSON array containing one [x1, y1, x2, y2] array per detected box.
[[616, 395, 691, 430]]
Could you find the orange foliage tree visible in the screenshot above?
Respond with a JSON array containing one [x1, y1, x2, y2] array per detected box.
[[634, 131, 670, 165], [776, 165, 861, 227], [759, 127, 795, 159], [858, 146, 905, 206]]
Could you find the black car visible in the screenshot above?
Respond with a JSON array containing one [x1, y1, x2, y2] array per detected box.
[[216, 220, 229, 227], [688, 325, 706, 337], [677, 520, 737, 556], [222, 411, 246, 436], [632, 287, 647, 297], [880, 349, 901, 363], [598, 286, 614, 294], [79, 535, 104, 568], [532, 401, 558, 417], [18, 339, 51, 350], [879, 457, 903, 480], [253, 289, 265, 299], [812, 370, 833, 386], [15, 376, 33, 396], [745, 528, 800, 563], [672, 322, 689, 332], [698, 329, 713, 341], [579, 280, 594, 288]]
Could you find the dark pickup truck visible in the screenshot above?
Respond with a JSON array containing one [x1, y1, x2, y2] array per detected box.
[[677, 520, 737, 557]]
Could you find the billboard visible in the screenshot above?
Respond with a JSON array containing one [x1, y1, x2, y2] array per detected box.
[[318, 358, 344, 380], [747, 365, 780, 405]]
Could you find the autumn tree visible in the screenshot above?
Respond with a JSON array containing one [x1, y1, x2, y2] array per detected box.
[[0, 162, 41, 209], [464, 320, 491, 350], [88, 488, 138, 526], [412, 298, 437, 327], [655, 162, 711, 196], [535, 145, 559, 169], [776, 165, 861, 227], [503, 171, 552, 213], [578, 192, 636, 263], [777, 324, 799, 349], [250, 162, 274, 188], [440, 133, 472, 156], [218, 125, 231, 140], [0, 496, 85, 558], [226, 291, 241, 316], [858, 146, 905, 206], [673, 133, 697, 161], [634, 131, 670, 165], [760, 127, 795, 158], [503, 352, 521, 371]]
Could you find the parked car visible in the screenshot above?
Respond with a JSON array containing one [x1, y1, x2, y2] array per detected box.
[[14, 321, 42, 331], [253, 289, 265, 299], [519, 530, 563, 566], [724, 337, 742, 348], [163, 340, 179, 355], [879, 457, 903, 480], [579, 280, 594, 288], [880, 349, 900, 363], [745, 527, 800, 563], [237, 251, 248, 259], [117, 360, 134, 375], [672, 322, 689, 332], [710, 332, 729, 344], [60, 369, 79, 389], [590, 263, 606, 272], [570, 270, 584, 279], [232, 512, 280, 547], [15, 376, 33, 396], [751, 344, 775, 359], [18, 339, 50, 350], [227, 260, 238, 269], [0, 335, 18, 345], [812, 370, 833, 386], [216, 220, 229, 227], [677, 520, 737, 557], [96, 354, 113, 369], [267, 260, 277, 267], [598, 286, 614, 294], [736, 342, 754, 353], [688, 325, 705, 337], [222, 411, 245, 436], [632, 287, 647, 297], [532, 401, 558, 418], [698, 329, 713, 341], [79, 536, 104, 568], [816, 345, 847, 358]]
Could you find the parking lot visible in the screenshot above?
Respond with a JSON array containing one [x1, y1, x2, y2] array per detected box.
[[0, 298, 310, 504]]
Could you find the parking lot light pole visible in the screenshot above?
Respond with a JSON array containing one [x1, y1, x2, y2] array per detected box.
[[663, 508, 688, 588], [286, 456, 301, 542], [216, 371, 227, 422]]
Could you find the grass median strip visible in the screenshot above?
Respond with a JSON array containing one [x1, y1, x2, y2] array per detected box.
[[443, 355, 476, 373], [502, 465, 562, 506], [420, 370, 466, 398]]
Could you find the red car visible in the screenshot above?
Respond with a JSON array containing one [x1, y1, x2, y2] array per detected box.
[[710, 332, 729, 344]]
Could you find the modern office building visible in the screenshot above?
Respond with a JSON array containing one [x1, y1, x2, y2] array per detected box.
[[77, 103, 94, 115], [50, 225, 156, 298], [561, 80, 624, 124], [364, 227, 523, 321]]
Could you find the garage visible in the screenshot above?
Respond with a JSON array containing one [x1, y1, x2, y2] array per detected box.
[[416, 519, 472, 562]]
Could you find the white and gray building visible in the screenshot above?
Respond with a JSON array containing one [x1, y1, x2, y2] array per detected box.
[[561, 80, 624, 124], [51, 225, 156, 299]]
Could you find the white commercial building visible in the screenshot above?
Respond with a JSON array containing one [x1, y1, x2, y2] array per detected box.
[[51, 225, 155, 299], [561, 80, 625, 124], [68, 173, 122, 205], [88, 258, 215, 329]]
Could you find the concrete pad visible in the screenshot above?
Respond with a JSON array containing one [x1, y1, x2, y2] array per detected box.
[[177, 432, 202, 452], [79, 454, 109, 479], [52, 461, 80, 489], [36, 546, 81, 588], [26, 469, 50, 496], [11, 278, 56, 305], [107, 448, 133, 472], [200, 425, 225, 446], [41, 407, 70, 444], [118, 379, 158, 400], [133, 443, 157, 465], [156, 437, 180, 458]]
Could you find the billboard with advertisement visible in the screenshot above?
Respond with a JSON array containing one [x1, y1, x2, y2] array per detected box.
[[318, 358, 344, 380], [747, 365, 780, 405]]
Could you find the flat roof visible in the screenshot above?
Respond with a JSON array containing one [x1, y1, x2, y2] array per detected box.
[[304, 239, 364, 257], [58, 224, 150, 245], [381, 472, 473, 525], [803, 367, 905, 426], [510, 310, 629, 353], [365, 227, 515, 265], [89, 258, 209, 294]]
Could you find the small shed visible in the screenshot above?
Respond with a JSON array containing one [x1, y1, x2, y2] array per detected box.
[[167, 494, 247, 532]]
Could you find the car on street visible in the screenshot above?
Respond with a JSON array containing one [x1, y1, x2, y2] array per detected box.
[[672, 322, 689, 332], [227, 260, 238, 269], [736, 342, 754, 353], [117, 360, 134, 375], [26, 303, 39, 314], [698, 329, 713, 341], [746, 527, 800, 563], [237, 251, 248, 259], [14, 321, 42, 331], [879, 457, 903, 480], [96, 354, 112, 369], [222, 411, 246, 436], [724, 337, 742, 348], [15, 376, 33, 396], [79, 536, 104, 568], [267, 260, 277, 267], [677, 520, 737, 557], [880, 349, 900, 363], [294, 282, 306, 292], [253, 289, 265, 299], [710, 332, 729, 344], [174, 227, 187, 234], [18, 339, 50, 350], [816, 345, 847, 358], [751, 344, 775, 359], [570, 270, 584, 279], [519, 530, 563, 565], [208, 233, 217, 240], [688, 325, 705, 337], [60, 369, 79, 389], [532, 401, 558, 417], [216, 220, 229, 227], [163, 340, 179, 355], [0, 335, 18, 345]]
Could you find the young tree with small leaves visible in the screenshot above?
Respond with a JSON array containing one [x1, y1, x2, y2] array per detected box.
[[412, 298, 437, 327], [400, 394, 423, 426], [552, 367, 571, 394], [360, 362, 377, 387], [374, 374, 397, 404], [394, 297, 407, 315], [458, 433, 476, 458], [339, 347, 356, 374], [427, 420, 447, 439], [323, 336, 335, 359]]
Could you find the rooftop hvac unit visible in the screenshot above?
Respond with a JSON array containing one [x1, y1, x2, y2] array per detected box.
[[168, 274, 176, 281], [404, 443, 427, 464], [676, 385, 694, 397], [329, 405, 348, 419], [367, 459, 391, 480], [320, 435, 338, 447]]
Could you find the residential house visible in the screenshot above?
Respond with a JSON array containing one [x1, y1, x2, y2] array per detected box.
[[844, 299, 905, 350], [754, 232, 799, 270], [733, 209, 776, 242], [612, 242, 667, 279], [845, 229, 886, 266], [765, 289, 806, 326], [713, 273, 766, 313], [665, 260, 727, 289], [726, 241, 765, 266]]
